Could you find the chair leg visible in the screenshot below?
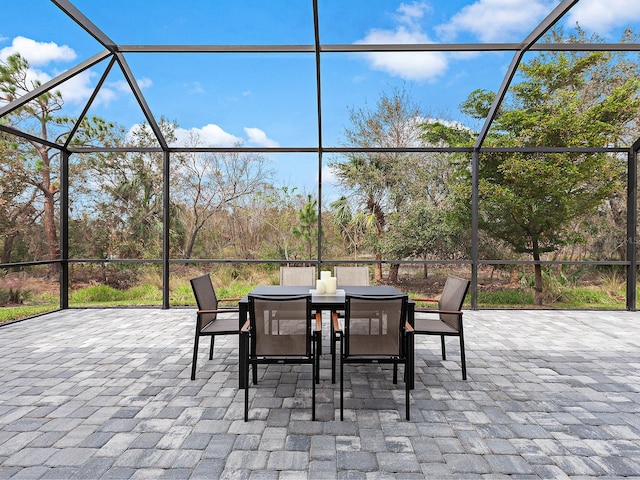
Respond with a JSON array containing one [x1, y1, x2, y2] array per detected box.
[[191, 335, 200, 381], [459, 333, 467, 380], [315, 332, 320, 385], [312, 333, 317, 420], [405, 363, 410, 421], [243, 333, 250, 421], [209, 336, 215, 360], [331, 334, 338, 384], [441, 335, 446, 360], [340, 342, 344, 421], [244, 361, 250, 421]]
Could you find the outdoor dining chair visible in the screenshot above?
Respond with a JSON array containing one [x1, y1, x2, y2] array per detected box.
[[279, 266, 317, 286], [334, 266, 370, 286], [331, 265, 371, 383], [189, 273, 240, 380], [411, 275, 471, 380], [333, 294, 414, 420], [241, 293, 321, 421]]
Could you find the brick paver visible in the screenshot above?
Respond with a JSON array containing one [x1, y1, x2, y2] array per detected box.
[[0, 308, 639, 478]]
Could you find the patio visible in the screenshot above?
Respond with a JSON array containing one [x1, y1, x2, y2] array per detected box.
[[0, 308, 639, 479]]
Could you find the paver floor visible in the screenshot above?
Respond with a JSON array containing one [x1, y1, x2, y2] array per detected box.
[[0, 308, 639, 479]]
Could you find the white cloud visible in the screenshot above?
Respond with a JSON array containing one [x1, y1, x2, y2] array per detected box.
[[565, 0, 640, 35], [394, 1, 432, 27], [244, 127, 279, 147], [176, 124, 241, 146], [356, 2, 448, 82], [55, 70, 97, 104], [322, 164, 338, 185], [0, 36, 76, 66], [171, 124, 279, 148], [436, 0, 556, 42]]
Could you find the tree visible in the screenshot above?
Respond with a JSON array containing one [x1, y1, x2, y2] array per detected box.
[[84, 119, 180, 259], [0, 54, 120, 272], [291, 194, 319, 259], [174, 133, 271, 259], [330, 86, 427, 281], [423, 27, 640, 305]]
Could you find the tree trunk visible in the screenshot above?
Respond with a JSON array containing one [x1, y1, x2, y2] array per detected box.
[[532, 241, 543, 306], [389, 263, 399, 282], [184, 225, 199, 259], [2, 233, 16, 264], [43, 190, 60, 276], [423, 263, 428, 279], [374, 252, 383, 281]]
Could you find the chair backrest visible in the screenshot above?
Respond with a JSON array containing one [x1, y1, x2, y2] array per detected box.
[[438, 275, 471, 330], [279, 266, 317, 286], [249, 294, 312, 357], [334, 266, 370, 286], [190, 274, 219, 330], [344, 294, 407, 357]]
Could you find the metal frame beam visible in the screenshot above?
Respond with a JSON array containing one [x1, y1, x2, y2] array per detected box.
[[115, 43, 640, 54]]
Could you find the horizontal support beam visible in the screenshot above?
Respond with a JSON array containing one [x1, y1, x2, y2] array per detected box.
[[116, 42, 640, 53], [65, 145, 631, 154]]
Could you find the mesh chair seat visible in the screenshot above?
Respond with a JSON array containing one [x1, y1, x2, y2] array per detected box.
[[200, 317, 237, 335], [413, 316, 459, 334]]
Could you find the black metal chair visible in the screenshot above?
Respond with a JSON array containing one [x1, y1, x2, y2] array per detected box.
[[189, 274, 239, 380], [333, 294, 414, 420], [412, 275, 471, 380], [241, 293, 321, 421]]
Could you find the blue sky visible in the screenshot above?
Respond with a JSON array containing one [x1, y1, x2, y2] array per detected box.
[[2, 0, 640, 197]]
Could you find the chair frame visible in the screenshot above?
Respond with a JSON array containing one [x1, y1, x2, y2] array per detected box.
[[189, 274, 240, 381], [333, 294, 414, 420], [241, 293, 321, 421], [412, 275, 470, 380]]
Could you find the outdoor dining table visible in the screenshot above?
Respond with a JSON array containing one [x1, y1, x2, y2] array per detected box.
[[238, 285, 414, 389]]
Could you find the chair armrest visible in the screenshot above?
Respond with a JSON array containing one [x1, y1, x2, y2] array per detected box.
[[197, 307, 240, 314], [315, 312, 323, 333], [240, 319, 250, 333], [411, 297, 438, 303], [331, 311, 341, 333]]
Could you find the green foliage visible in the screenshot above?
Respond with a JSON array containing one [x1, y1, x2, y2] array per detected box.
[[170, 283, 194, 305], [291, 194, 319, 258], [477, 289, 535, 306], [420, 27, 640, 304], [0, 305, 58, 323], [70, 285, 125, 304], [554, 287, 619, 307], [126, 284, 162, 302]]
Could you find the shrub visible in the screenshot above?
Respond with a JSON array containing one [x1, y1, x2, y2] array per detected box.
[[124, 284, 161, 302], [477, 289, 534, 306], [70, 285, 124, 304]]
